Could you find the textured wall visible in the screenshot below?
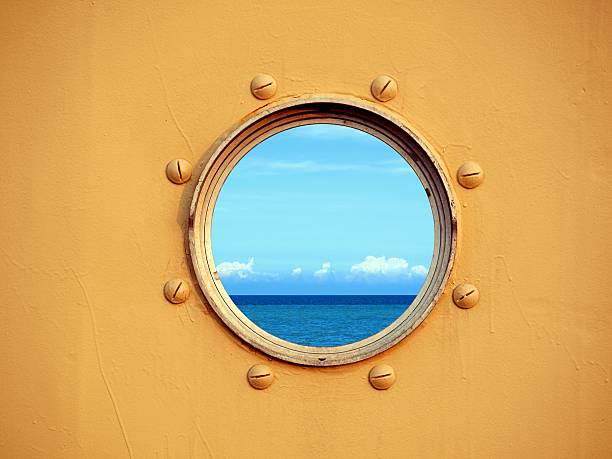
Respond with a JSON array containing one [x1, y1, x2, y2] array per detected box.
[[1, 1, 611, 457]]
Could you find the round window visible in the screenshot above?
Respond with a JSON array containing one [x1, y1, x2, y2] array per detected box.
[[189, 98, 456, 366]]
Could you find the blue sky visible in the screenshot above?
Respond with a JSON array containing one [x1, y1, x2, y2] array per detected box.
[[211, 124, 434, 295]]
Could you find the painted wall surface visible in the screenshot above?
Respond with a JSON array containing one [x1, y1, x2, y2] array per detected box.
[[1, 1, 611, 457]]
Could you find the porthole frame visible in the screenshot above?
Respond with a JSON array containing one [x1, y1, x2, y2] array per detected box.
[[189, 95, 457, 366]]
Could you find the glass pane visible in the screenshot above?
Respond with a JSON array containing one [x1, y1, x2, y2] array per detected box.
[[211, 124, 434, 346]]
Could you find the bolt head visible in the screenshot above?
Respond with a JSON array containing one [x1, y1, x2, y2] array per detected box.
[[166, 158, 193, 185], [457, 162, 484, 189], [370, 75, 398, 102], [250, 74, 277, 100], [368, 364, 396, 390], [247, 364, 274, 390], [452, 283, 479, 309], [164, 279, 190, 304]]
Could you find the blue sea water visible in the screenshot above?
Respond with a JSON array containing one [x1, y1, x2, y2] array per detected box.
[[231, 295, 416, 347]]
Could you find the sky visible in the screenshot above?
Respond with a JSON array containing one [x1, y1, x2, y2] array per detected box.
[[210, 124, 434, 295]]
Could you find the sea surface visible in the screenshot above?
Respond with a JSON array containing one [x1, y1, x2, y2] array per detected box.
[[231, 295, 416, 347]]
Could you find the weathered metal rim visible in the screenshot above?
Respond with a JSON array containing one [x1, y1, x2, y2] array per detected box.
[[189, 95, 457, 366]]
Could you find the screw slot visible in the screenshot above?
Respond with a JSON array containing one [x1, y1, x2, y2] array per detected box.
[[172, 282, 183, 300], [371, 373, 393, 379], [379, 79, 392, 96], [253, 81, 273, 91]]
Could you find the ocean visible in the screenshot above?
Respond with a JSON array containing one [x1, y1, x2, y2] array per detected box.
[[231, 295, 416, 347]]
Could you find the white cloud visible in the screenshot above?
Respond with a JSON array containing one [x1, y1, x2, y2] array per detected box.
[[314, 261, 332, 278], [349, 256, 429, 278], [350, 256, 408, 276], [215, 257, 428, 282], [216, 258, 255, 279], [410, 264, 428, 276]]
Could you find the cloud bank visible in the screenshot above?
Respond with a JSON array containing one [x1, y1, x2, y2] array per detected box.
[[216, 258, 255, 279], [216, 256, 428, 284], [349, 256, 428, 279], [314, 261, 332, 278]]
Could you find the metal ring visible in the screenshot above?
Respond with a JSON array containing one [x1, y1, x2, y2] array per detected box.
[[189, 95, 457, 366]]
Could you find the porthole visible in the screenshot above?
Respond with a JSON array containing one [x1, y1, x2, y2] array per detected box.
[[189, 96, 456, 366]]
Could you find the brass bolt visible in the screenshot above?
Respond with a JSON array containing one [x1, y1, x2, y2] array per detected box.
[[250, 74, 277, 100], [247, 364, 274, 390], [163, 279, 190, 304], [452, 283, 479, 309], [456, 162, 484, 189], [370, 75, 398, 102], [368, 364, 396, 390], [166, 159, 192, 185]]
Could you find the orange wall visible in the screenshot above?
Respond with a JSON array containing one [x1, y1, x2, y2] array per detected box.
[[1, 1, 611, 457]]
